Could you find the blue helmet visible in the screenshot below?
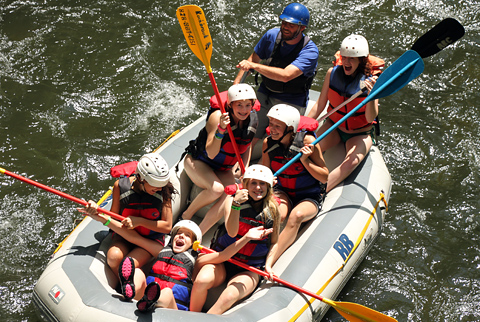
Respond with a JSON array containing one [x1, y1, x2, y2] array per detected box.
[[279, 3, 310, 27]]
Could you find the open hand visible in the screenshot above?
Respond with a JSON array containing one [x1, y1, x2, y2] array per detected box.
[[77, 200, 101, 221], [245, 226, 273, 241]]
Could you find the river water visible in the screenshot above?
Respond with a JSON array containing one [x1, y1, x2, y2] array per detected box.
[[1, 0, 479, 321]]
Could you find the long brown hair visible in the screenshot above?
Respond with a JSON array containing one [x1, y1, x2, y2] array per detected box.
[[359, 55, 372, 76], [160, 181, 177, 207]]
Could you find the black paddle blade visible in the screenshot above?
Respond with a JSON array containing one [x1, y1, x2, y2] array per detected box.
[[411, 18, 465, 58]]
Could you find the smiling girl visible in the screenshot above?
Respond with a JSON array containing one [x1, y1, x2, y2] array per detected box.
[[190, 165, 280, 314], [182, 84, 258, 234], [262, 104, 328, 268]]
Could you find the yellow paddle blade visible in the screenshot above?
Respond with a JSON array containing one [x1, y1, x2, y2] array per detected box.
[[176, 5, 213, 73], [323, 298, 398, 322]]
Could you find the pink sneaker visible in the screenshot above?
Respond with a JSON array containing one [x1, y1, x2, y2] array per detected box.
[[118, 256, 135, 300]]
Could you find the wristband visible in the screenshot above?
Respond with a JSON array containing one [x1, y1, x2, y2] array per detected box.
[[217, 123, 226, 132], [215, 131, 224, 140], [103, 216, 112, 226], [232, 199, 241, 206], [231, 204, 241, 211]]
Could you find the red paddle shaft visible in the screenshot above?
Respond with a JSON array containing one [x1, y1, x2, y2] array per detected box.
[[195, 242, 326, 302], [208, 73, 246, 174], [0, 167, 125, 221]]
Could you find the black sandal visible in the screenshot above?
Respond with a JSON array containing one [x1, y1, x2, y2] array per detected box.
[[137, 282, 161, 312]]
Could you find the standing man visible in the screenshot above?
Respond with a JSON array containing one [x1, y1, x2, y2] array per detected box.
[[234, 3, 319, 147]]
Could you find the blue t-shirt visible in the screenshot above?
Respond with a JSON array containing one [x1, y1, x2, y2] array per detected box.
[[254, 28, 319, 106]]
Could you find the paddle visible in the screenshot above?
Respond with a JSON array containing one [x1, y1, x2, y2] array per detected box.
[[176, 5, 246, 174], [0, 167, 125, 221], [274, 49, 425, 176], [316, 18, 464, 125], [411, 17, 465, 58], [193, 242, 397, 322]]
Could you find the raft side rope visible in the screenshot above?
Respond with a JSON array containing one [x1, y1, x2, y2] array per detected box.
[[289, 192, 388, 321], [53, 188, 114, 255]]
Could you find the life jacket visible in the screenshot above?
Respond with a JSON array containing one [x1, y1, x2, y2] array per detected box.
[[264, 117, 325, 198], [328, 53, 385, 131], [118, 176, 165, 243], [261, 31, 316, 94], [211, 200, 273, 267], [146, 246, 197, 311], [183, 96, 258, 171]]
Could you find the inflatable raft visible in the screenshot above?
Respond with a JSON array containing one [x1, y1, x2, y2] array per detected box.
[[32, 90, 392, 322]]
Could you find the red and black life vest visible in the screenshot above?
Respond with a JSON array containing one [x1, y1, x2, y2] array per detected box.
[[264, 116, 324, 199], [327, 54, 385, 131], [212, 200, 273, 267], [146, 246, 197, 311], [184, 93, 258, 171], [118, 176, 165, 243]]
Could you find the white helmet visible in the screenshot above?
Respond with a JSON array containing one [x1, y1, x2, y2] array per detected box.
[[243, 164, 274, 187], [136, 152, 170, 187], [267, 104, 300, 132], [340, 34, 369, 57], [171, 220, 202, 244], [227, 84, 257, 105]]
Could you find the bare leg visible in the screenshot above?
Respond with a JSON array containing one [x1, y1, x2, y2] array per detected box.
[[107, 235, 131, 276], [274, 191, 291, 223], [269, 200, 318, 265], [198, 170, 236, 234], [190, 263, 226, 312], [326, 134, 372, 192], [183, 155, 224, 219], [207, 271, 260, 315], [157, 287, 178, 309], [128, 247, 155, 270], [316, 119, 342, 152], [133, 268, 147, 300]]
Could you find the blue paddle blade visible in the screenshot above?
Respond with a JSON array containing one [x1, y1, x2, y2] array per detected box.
[[371, 50, 424, 99]]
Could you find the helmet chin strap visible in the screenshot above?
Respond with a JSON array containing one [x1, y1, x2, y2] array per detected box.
[[276, 128, 294, 143], [291, 26, 303, 40], [262, 128, 294, 154]]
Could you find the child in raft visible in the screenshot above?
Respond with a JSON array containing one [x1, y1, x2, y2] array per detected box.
[[181, 83, 258, 234], [79, 152, 175, 292], [79, 200, 201, 311], [306, 34, 382, 192], [190, 164, 280, 314], [261, 104, 328, 269]]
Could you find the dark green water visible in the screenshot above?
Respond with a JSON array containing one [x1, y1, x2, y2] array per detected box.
[[1, 0, 479, 321]]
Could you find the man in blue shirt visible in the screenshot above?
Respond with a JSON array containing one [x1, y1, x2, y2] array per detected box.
[[234, 3, 319, 147]]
